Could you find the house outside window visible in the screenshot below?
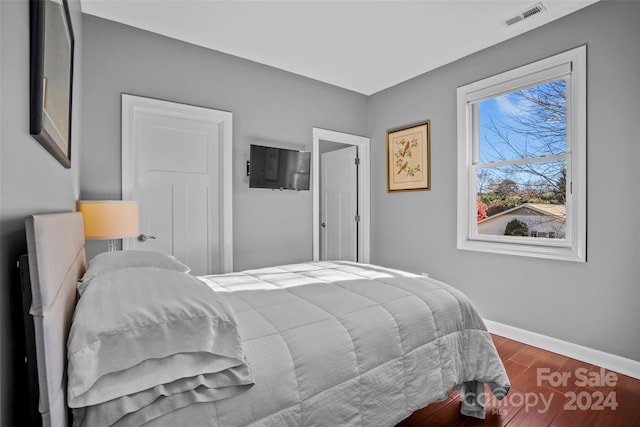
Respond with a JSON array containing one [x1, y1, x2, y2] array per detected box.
[[457, 46, 586, 262]]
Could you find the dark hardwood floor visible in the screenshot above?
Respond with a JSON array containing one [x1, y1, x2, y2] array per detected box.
[[397, 334, 640, 427]]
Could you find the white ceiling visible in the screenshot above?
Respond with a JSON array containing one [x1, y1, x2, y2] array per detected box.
[[80, 0, 599, 95]]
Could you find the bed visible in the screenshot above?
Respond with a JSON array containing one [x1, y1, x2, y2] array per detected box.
[[24, 212, 509, 426]]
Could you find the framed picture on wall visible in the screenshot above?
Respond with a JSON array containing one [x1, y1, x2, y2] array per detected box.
[[29, 0, 75, 169], [386, 120, 431, 192]]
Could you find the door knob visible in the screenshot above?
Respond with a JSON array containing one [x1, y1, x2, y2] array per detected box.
[[137, 234, 157, 242], [320, 222, 326, 228]]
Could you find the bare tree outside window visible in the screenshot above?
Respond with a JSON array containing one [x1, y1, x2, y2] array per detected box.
[[476, 79, 568, 238]]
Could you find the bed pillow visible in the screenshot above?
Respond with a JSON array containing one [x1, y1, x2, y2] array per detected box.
[[67, 267, 253, 420], [78, 250, 190, 292]]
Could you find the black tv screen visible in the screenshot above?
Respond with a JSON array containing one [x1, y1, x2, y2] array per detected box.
[[249, 144, 311, 190]]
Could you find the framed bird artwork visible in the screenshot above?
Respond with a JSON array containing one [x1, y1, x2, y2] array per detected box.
[[386, 120, 430, 192]]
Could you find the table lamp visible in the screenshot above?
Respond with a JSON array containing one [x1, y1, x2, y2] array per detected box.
[[77, 200, 139, 251]]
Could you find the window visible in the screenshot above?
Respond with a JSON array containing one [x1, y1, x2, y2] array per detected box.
[[457, 46, 586, 262]]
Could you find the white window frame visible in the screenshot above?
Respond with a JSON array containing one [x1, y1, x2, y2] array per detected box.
[[456, 46, 586, 262]]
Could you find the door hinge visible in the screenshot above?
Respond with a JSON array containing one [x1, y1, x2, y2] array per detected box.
[[355, 214, 361, 222], [354, 157, 360, 166]]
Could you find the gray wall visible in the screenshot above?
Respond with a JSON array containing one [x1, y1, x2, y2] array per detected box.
[[1, 4, 637, 427], [0, 0, 84, 424], [368, 1, 640, 362], [80, 15, 369, 269]]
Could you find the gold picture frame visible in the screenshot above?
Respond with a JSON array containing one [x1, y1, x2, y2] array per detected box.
[[386, 120, 431, 192]]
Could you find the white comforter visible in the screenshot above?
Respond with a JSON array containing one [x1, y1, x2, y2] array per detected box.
[[147, 261, 510, 426]]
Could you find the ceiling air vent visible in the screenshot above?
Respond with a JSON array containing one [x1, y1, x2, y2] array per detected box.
[[503, 3, 547, 26]]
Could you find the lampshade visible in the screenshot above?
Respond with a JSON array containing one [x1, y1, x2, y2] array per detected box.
[[77, 200, 139, 240]]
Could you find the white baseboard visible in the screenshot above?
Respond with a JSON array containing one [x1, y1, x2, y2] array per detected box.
[[484, 319, 640, 380]]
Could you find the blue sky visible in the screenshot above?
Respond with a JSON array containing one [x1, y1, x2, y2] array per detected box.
[[476, 81, 567, 193], [479, 93, 536, 163], [478, 80, 567, 164]]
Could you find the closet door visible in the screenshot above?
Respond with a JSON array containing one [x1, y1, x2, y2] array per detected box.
[[122, 95, 233, 274]]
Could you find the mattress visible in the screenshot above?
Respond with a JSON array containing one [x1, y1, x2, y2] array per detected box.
[[140, 261, 510, 426]]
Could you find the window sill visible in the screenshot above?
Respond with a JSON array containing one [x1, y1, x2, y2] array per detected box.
[[457, 238, 586, 262]]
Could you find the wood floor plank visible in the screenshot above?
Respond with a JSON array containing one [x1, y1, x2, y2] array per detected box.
[[508, 344, 569, 369], [550, 372, 640, 427], [491, 335, 508, 347], [493, 337, 523, 361], [415, 397, 468, 427], [461, 392, 524, 427], [395, 393, 457, 426], [504, 387, 565, 427], [542, 357, 593, 395]]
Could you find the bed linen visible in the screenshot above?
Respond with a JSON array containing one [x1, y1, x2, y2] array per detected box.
[[67, 267, 254, 426], [77, 250, 191, 294], [139, 261, 510, 426]]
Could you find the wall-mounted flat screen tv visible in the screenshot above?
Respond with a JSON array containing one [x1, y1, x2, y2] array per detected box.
[[249, 144, 311, 190]]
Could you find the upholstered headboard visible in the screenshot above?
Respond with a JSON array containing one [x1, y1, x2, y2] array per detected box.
[[25, 212, 87, 427]]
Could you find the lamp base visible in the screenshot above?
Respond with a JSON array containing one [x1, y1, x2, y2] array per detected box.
[[107, 239, 117, 252]]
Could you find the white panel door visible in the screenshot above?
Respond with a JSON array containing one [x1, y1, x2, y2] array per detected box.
[[320, 146, 358, 261], [122, 95, 233, 275]]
